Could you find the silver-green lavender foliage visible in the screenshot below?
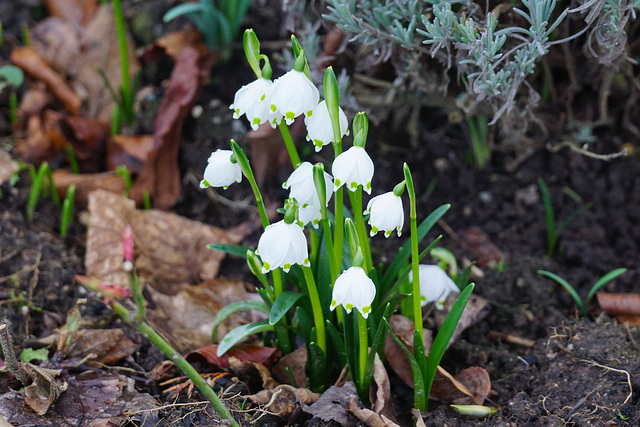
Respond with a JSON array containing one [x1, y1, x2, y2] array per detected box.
[[324, 0, 640, 122]]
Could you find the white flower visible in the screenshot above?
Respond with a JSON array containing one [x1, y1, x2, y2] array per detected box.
[[409, 265, 460, 309], [269, 70, 319, 125], [330, 266, 376, 318], [283, 162, 333, 209], [298, 203, 322, 228], [230, 78, 278, 130], [364, 191, 404, 237], [332, 146, 374, 194], [199, 150, 242, 189], [256, 220, 310, 273], [304, 100, 349, 152]]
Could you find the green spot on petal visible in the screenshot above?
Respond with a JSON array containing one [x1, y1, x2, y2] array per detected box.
[[306, 110, 313, 116], [234, 108, 240, 116], [285, 111, 295, 120], [284, 263, 291, 270], [263, 262, 270, 270], [260, 94, 266, 101], [362, 306, 371, 314], [335, 179, 341, 186], [372, 226, 379, 234], [314, 139, 323, 148], [201, 179, 210, 188], [385, 230, 393, 237], [350, 181, 358, 189], [304, 257, 310, 265], [271, 104, 277, 112], [366, 182, 372, 190], [252, 118, 261, 126], [346, 303, 354, 310], [331, 299, 337, 307]]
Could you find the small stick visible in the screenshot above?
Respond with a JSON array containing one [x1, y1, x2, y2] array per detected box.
[[0, 323, 30, 386]]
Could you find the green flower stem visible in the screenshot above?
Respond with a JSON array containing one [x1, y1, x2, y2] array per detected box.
[[278, 121, 301, 168], [332, 133, 344, 286], [357, 312, 368, 393], [129, 272, 146, 324], [231, 140, 291, 353], [108, 300, 239, 426], [347, 188, 372, 273], [303, 266, 326, 354], [309, 229, 319, 267], [404, 165, 424, 348], [319, 203, 337, 283], [112, 0, 134, 124]]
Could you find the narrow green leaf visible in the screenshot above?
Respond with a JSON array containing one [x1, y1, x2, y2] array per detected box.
[[537, 270, 584, 314], [424, 283, 474, 403], [269, 291, 302, 325], [207, 243, 250, 259], [163, 3, 207, 22], [308, 341, 327, 392], [326, 320, 347, 366], [587, 268, 627, 305], [217, 321, 273, 356], [296, 306, 312, 345], [211, 301, 269, 343]]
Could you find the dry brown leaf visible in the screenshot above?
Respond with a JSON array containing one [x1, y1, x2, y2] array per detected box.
[[303, 382, 360, 424], [11, 47, 81, 115], [23, 364, 67, 416], [596, 292, 640, 316], [369, 353, 397, 423], [246, 384, 320, 418], [0, 149, 19, 185], [228, 357, 278, 390], [411, 408, 427, 427], [430, 366, 491, 405], [59, 116, 111, 173], [45, 0, 98, 27], [30, 17, 82, 73], [435, 293, 490, 347], [17, 87, 52, 124], [85, 190, 242, 294], [272, 345, 307, 387], [107, 134, 154, 174], [130, 47, 214, 209], [349, 398, 400, 427], [141, 29, 211, 61], [53, 169, 127, 207], [458, 227, 505, 268], [146, 279, 254, 352], [17, 109, 66, 165], [64, 329, 138, 364], [186, 344, 280, 369]]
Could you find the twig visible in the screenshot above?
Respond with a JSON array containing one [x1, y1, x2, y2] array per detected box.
[[0, 323, 30, 386], [581, 359, 633, 405]]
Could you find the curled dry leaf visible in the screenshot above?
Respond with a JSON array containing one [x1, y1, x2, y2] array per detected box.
[[53, 169, 127, 207], [272, 345, 307, 387], [107, 134, 154, 174], [0, 149, 19, 185], [10, 47, 81, 115], [146, 279, 257, 352], [228, 357, 278, 390], [246, 384, 320, 418], [45, 0, 98, 27], [370, 353, 397, 423], [141, 29, 211, 62], [17, 109, 65, 166], [30, 17, 82, 73], [23, 364, 67, 416], [85, 190, 242, 295], [186, 344, 279, 369], [596, 292, 640, 316], [458, 227, 505, 268], [130, 47, 215, 209], [63, 329, 138, 364], [349, 398, 400, 427], [435, 293, 490, 347], [303, 381, 359, 425], [59, 116, 111, 173]]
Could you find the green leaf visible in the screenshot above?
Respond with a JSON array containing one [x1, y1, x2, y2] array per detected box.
[[296, 306, 312, 345], [382, 204, 450, 291], [211, 301, 269, 343], [587, 268, 627, 306], [383, 319, 426, 410], [308, 341, 327, 392], [326, 320, 347, 366], [0, 65, 24, 87], [269, 291, 303, 325], [424, 283, 474, 403], [537, 270, 584, 314], [163, 2, 207, 22], [207, 243, 250, 259], [20, 347, 48, 363], [217, 321, 274, 356]]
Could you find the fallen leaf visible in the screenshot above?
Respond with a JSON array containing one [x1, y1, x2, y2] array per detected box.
[[349, 398, 400, 427], [458, 227, 505, 268], [146, 279, 258, 351], [0, 372, 159, 425], [430, 366, 491, 405], [228, 357, 278, 390], [596, 292, 640, 316], [0, 149, 19, 185], [411, 408, 427, 427], [130, 47, 215, 209], [435, 293, 490, 347], [23, 364, 67, 416], [53, 169, 127, 207], [11, 47, 81, 115], [141, 29, 211, 62], [85, 190, 242, 294], [272, 345, 307, 387], [30, 17, 82, 73], [246, 384, 320, 418], [303, 381, 360, 425], [369, 353, 397, 423], [186, 344, 279, 369], [17, 87, 52, 124], [63, 329, 138, 364], [45, 0, 98, 27], [17, 110, 65, 165], [58, 116, 111, 173], [107, 134, 154, 174]]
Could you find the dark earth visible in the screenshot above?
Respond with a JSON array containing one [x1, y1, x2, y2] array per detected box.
[[1, 0, 639, 426]]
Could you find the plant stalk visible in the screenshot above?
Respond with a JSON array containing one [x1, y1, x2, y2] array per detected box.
[[303, 266, 326, 354], [278, 121, 301, 168]]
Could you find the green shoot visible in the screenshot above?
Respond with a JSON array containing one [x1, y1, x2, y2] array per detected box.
[[115, 165, 132, 197], [466, 115, 490, 169], [66, 145, 80, 174], [26, 163, 59, 220], [538, 178, 591, 257], [142, 191, 152, 210], [21, 26, 30, 46], [537, 268, 627, 317], [111, 0, 135, 126], [60, 185, 76, 237], [9, 92, 17, 127]]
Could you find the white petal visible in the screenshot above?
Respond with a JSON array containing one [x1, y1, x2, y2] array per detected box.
[[201, 150, 242, 189], [304, 100, 349, 151], [230, 78, 272, 119], [331, 267, 376, 317], [269, 70, 319, 125], [257, 221, 309, 272], [409, 265, 459, 308], [332, 146, 374, 193], [283, 162, 333, 208], [366, 192, 404, 237]]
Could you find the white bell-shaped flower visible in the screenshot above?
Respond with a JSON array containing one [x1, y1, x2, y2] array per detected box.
[[269, 70, 319, 126], [330, 266, 377, 318], [256, 220, 309, 273], [304, 100, 349, 152], [364, 191, 404, 237], [298, 203, 322, 228], [332, 146, 374, 194], [230, 78, 280, 130], [283, 162, 333, 209], [200, 150, 242, 189], [409, 265, 460, 309]]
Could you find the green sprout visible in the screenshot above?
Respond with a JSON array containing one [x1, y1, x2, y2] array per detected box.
[[66, 145, 80, 174], [60, 184, 76, 237], [115, 165, 132, 198], [163, 0, 250, 61], [537, 268, 627, 317], [111, 0, 136, 128], [466, 115, 490, 169], [538, 178, 591, 257], [26, 162, 60, 221]]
